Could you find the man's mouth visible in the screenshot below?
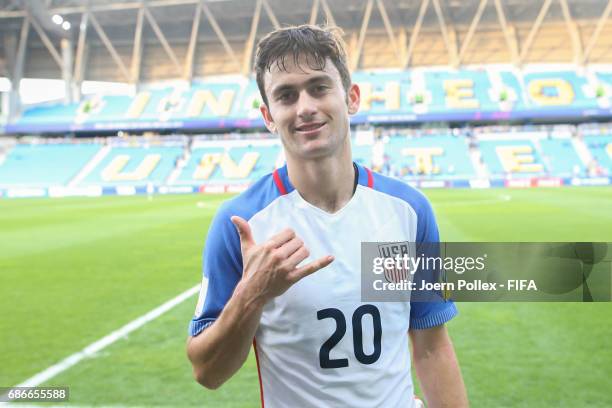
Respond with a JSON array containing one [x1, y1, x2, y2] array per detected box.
[[295, 122, 326, 132]]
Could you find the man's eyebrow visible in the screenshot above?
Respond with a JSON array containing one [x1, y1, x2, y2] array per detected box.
[[271, 84, 295, 97], [271, 74, 334, 96], [304, 74, 334, 85]]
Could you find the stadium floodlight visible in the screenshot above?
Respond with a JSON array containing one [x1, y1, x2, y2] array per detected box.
[[62, 21, 71, 31], [52, 14, 63, 25]]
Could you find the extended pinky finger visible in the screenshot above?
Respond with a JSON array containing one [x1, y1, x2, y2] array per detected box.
[[290, 255, 334, 282]]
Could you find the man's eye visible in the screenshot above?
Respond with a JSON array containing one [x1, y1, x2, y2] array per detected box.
[[278, 92, 295, 102], [314, 85, 329, 93]]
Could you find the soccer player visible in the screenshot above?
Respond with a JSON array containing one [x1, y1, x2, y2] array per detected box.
[[187, 25, 468, 407]]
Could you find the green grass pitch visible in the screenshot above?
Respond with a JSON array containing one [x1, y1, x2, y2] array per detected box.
[[1, 187, 612, 407]]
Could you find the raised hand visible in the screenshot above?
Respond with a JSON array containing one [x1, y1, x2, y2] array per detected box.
[[231, 216, 334, 303]]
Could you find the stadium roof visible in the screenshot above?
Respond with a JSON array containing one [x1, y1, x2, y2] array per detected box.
[[1, 0, 612, 84]]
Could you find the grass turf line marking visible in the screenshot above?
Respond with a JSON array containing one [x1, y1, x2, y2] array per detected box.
[[10, 285, 200, 389]]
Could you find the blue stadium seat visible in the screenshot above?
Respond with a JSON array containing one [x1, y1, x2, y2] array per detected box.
[[522, 71, 593, 110], [19, 104, 77, 124], [83, 95, 133, 123], [384, 134, 475, 179], [80, 146, 183, 186], [584, 135, 612, 170], [538, 138, 585, 176], [12, 69, 612, 131], [177, 144, 281, 184], [352, 143, 374, 167], [498, 71, 528, 111], [0, 143, 101, 186], [478, 139, 545, 177], [424, 70, 496, 112]]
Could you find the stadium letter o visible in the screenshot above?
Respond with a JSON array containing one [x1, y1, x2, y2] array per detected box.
[[527, 79, 575, 106]]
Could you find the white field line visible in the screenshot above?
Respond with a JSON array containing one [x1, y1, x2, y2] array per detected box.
[[5, 404, 141, 408], [8, 285, 199, 391]]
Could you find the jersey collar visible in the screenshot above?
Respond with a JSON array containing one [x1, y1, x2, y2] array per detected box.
[[273, 161, 373, 197]]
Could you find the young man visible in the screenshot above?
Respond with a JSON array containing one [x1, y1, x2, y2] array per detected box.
[[187, 25, 468, 407]]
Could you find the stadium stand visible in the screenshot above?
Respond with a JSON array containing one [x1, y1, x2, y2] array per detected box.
[[0, 143, 101, 187], [9, 68, 612, 134], [583, 135, 612, 172], [2, 122, 611, 198], [352, 143, 375, 169], [176, 143, 281, 185], [496, 70, 525, 111], [17, 104, 76, 125], [424, 70, 497, 112], [538, 138, 586, 177], [478, 139, 546, 178], [522, 71, 591, 109], [82, 96, 131, 124], [79, 146, 184, 186], [2, 0, 612, 197], [383, 134, 475, 179]]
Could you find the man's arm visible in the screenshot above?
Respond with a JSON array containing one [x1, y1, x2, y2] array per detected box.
[[187, 216, 333, 389], [186, 279, 265, 389], [409, 325, 468, 408]]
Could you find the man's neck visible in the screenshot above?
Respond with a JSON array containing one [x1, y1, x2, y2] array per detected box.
[[286, 149, 355, 214]]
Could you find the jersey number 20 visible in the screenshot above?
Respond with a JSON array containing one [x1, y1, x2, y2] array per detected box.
[[317, 305, 382, 369]]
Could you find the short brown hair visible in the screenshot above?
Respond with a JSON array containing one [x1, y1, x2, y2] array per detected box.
[[254, 24, 351, 106]]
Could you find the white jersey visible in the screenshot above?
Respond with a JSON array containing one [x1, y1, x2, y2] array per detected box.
[[190, 163, 457, 407]]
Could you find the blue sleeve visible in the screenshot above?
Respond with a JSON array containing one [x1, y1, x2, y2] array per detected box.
[[188, 202, 243, 336], [409, 196, 458, 330]]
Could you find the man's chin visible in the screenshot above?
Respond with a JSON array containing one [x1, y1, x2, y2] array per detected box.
[[293, 145, 335, 160]]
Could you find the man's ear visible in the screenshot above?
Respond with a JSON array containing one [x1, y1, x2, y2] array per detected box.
[[347, 83, 360, 115], [260, 103, 277, 133]]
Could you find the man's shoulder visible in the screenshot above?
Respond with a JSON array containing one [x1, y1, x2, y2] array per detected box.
[[368, 170, 433, 216], [215, 171, 282, 222]]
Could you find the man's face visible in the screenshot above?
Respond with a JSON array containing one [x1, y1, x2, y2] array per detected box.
[[260, 55, 360, 161]]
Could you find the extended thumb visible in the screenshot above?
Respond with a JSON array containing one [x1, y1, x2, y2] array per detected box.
[[231, 216, 254, 246]]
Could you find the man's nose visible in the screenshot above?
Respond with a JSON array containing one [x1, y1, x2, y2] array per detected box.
[[296, 91, 317, 119]]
